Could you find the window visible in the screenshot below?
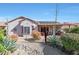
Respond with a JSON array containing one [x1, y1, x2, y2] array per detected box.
[[24, 27, 30, 34]]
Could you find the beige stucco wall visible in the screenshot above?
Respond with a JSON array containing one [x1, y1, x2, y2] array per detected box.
[[8, 18, 37, 38], [61, 25, 77, 29], [8, 19, 22, 35], [21, 19, 37, 36]]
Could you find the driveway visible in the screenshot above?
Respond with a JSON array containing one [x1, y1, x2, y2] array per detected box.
[[11, 37, 65, 55]]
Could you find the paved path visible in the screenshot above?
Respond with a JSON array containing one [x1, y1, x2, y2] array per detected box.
[[11, 37, 65, 55]]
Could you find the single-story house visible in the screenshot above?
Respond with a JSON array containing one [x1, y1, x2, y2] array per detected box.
[[0, 22, 6, 29], [5, 16, 62, 38], [61, 22, 79, 29]]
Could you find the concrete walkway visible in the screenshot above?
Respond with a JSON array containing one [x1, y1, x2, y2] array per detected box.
[[11, 37, 65, 55]]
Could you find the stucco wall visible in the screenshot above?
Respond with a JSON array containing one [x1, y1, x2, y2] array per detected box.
[[21, 19, 37, 35], [8, 19, 22, 35], [8, 18, 37, 38]]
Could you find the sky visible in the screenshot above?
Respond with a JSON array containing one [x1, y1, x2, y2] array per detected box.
[[0, 3, 79, 23]]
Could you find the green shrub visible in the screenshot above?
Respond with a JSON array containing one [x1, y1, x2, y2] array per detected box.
[[0, 29, 5, 42], [0, 29, 6, 36], [61, 34, 75, 51], [0, 44, 7, 54], [60, 33, 79, 54], [69, 27, 79, 33], [64, 27, 79, 33], [0, 34, 4, 42], [0, 29, 16, 54]]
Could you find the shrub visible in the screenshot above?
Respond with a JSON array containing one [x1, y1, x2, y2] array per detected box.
[[0, 34, 4, 42], [0, 29, 6, 36], [0, 29, 16, 54], [60, 33, 79, 54], [0, 29, 5, 42], [0, 44, 7, 54], [64, 27, 79, 33], [69, 27, 79, 33], [32, 30, 41, 40], [60, 34, 75, 51], [9, 34, 18, 41]]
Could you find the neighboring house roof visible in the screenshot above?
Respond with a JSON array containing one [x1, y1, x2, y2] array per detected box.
[[0, 22, 6, 27], [8, 16, 38, 24], [38, 21, 61, 25], [62, 22, 77, 26]]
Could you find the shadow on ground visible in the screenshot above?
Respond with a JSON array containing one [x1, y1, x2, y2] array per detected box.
[[25, 39, 65, 55], [43, 45, 65, 55]]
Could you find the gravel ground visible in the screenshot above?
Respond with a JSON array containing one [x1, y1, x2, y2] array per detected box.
[[11, 38, 44, 55], [11, 37, 65, 55]]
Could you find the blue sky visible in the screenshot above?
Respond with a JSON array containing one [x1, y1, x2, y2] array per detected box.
[[0, 3, 79, 23]]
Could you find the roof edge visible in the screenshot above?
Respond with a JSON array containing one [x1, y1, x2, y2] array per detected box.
[[7, 16, 38, 24]]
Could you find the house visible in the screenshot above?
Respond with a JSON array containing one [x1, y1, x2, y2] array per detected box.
[[0, 22, 6, 29], [61, 22, 79, 29], [6, 16, 62, 38]]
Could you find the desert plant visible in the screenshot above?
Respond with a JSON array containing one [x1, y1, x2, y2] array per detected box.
[[0, 29, 5, 42], [0, 29, 16, 54], [3, 39, 16, 53], [60, 33, 79, 54], [0, 29, 6, 36], [0, 44, 7, 54], [32, 30, 41, 40], [69, 27, 79, 33], [48, 36, 60, 47], [9, 34, 18, 41], [63, 27, 79, 34], [0, 33, 4, 42], [61, 34, 74, 50]]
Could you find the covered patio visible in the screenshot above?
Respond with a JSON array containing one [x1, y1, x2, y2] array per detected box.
[[38, 21, 62, 36]]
